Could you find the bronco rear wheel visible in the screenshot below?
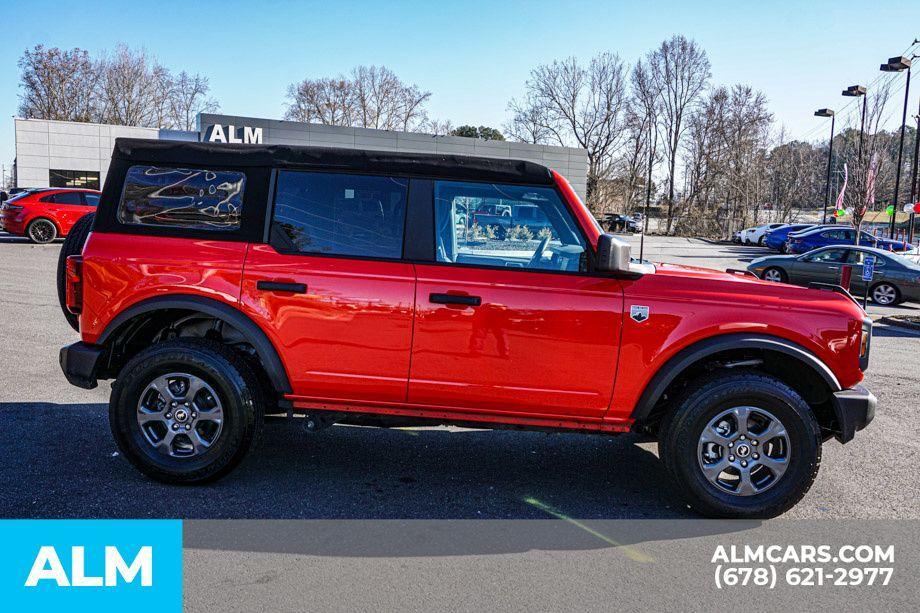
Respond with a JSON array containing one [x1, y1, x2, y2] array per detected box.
[[659, 370, 821, 518], [109, 339, 264, 484]]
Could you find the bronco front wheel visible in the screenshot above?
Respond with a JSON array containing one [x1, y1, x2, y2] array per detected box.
[[109, 339, 264, 484], [659, 371, 821, 518]]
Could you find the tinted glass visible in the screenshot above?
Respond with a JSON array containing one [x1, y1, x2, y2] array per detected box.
[[83, 194, 100, 207], [804, 248, 847, 263], [271, 171, 408, 258], [434, 181, 586, 272], [49, 169, 100, 190], [847, 250, 887, 267], [52, 192, 83, 205], [118, 165, 245, 231]]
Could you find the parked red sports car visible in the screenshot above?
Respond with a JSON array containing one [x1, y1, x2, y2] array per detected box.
[[0, 188, 100, 243]]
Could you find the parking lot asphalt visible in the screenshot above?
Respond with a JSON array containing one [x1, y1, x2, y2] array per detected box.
[[1, 232, 918, 519]]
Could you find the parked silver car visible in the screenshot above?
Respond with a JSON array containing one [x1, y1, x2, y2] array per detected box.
[[747, 245, 920, 305]]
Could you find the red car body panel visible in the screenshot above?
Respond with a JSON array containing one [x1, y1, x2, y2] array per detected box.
[[75, 171, 866, 433], [409, 263, 623, 420], [0, 188, 99, 237], [608, 263, 865, 422], [240, 244, 416, 404], [79, 233, 248, 344]]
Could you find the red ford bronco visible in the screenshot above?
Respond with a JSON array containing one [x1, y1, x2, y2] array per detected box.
[[58, 139, 875, 518]]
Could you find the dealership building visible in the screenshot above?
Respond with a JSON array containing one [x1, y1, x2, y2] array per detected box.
[[12, 114, 589, 198]]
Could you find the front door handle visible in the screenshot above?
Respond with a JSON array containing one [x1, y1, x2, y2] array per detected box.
[[256, 280, 307, 294], [429, 293, 482, 307]]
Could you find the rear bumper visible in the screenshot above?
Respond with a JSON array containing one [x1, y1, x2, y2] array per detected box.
[[59, 341, 105, 389], [0, 213, 25, 234], [831, 385, 876, 443]]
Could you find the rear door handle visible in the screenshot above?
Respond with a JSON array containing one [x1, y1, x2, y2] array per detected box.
[[429, 293, 481, 307], [256, 280, 307, 294]]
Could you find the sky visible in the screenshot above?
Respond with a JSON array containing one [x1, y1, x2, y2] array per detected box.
[[2, 0, 919, 178]]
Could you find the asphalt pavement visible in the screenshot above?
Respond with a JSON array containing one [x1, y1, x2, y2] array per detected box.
[[1, 232, 918, 520]]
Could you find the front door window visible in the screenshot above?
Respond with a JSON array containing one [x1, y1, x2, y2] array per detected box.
[[434, 181, 587, 273]]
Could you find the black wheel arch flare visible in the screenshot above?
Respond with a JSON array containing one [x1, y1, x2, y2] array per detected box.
[[97, 294, 292, 395], [630, 333, 843, 425]]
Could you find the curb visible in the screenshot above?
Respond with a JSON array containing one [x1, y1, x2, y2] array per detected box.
[[878, 316, 920, 332]]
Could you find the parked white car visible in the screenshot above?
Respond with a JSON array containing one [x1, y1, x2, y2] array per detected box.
[[741, 223, 785, 245]]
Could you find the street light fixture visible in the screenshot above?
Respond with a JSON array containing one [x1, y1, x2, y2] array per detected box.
[[880, 55, 913, 238], [814, 108, 836, 224], [841, 85, 867, 162]]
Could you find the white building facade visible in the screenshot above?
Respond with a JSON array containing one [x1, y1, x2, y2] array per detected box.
[[13, 115, 589, 199]]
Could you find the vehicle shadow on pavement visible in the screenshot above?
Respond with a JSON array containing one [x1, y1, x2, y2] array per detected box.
[[872, 324, 920, 338], [0, 402, 715, 522], [0, 402, 758, 556]]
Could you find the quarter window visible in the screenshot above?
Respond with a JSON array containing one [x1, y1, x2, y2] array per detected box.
[[434, 181, 586, 272], [270, 171, 408, 259], [118, 165, 245, 231]]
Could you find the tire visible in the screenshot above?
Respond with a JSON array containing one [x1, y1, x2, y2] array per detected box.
[[779, 243, 788, 254], [26, 218, 57, 244], [109, 339, 264, 484], [658, 370, 821, 519], [56, 213, 95, 332], [870, 282, 900, 306], [757, 236, 765, 246], [761, 267, 787, 283]]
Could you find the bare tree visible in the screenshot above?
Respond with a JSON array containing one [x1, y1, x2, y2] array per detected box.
[[17, 45, 100, 122], [676, 84, 772, 238], [352, 65, 431, 131], [505, 94, 553, 144], [169, 71, 219, 131], [419, 118, 452, 136], [508, 53, 629, 211], [621, 60, 661, 216], [285, 77, 354, 125], [284, 66, 431, 131], [97, 44, 170, 127], [646, 35, 711, 233]]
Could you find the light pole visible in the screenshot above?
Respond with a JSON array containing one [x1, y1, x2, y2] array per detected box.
[[842, 85, 868, 162], [909, 101, 920, 244], [880, 55, 913, 238], [815, 108, 836, 224]]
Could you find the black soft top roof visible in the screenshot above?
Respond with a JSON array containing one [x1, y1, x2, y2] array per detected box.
[[112, 138, 555, 185]]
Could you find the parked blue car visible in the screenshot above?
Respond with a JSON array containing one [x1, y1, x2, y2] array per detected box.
[[785, 226, 911, 254], [763, 224, 816, 252]]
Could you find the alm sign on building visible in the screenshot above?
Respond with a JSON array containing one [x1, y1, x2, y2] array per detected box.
[[204, 124, 263, 144]]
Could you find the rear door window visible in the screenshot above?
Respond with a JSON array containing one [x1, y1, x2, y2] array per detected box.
[[43, 192, 83, 205], [83, 193, 100, 207], [270, 170, 408, 259], [117, 165, 245, 231]]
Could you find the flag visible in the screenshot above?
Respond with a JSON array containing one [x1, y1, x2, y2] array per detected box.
[[835, 163, 847, 213]]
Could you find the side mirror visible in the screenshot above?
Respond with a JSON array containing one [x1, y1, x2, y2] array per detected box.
[[595, 233, 631, 273]]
